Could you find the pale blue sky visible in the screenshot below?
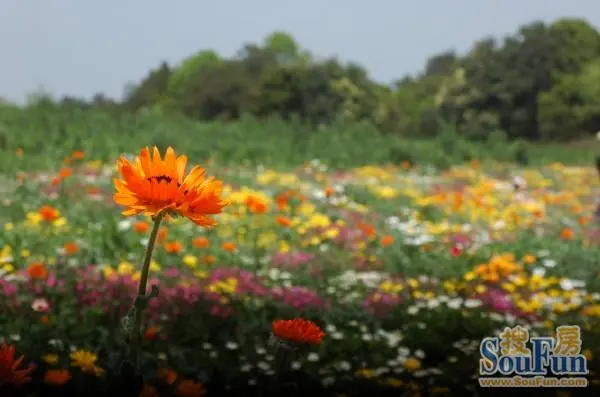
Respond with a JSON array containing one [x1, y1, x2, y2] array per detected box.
[[2, 0, 600, 103]]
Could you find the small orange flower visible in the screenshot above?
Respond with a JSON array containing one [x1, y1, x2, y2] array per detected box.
[[246, 196, 268, 214], [134, 221, 150, 234], [275, 215, 291, 227], [158, 227, 169, 242], [157, 368, 177, 385], [71, 151, 85, 160], [164, 241, 182, 254], [51, 168, 72, 185], [39, 205, 60, 223], [143, 325, 160, 341], [113, 146, 229, 226], [202, 255, 216, 265], [63, 242, 80, 255], [401, 160, 412, 170], [44, 369, 71, 385], [192, 236, 210, 248], [380, 235, 394, 247], [560, 227, 574, 240], [27, 262, 48, 280], [59, 167, 73, 179], [176, 380, 205, 397], [15, 148, 24, 157], [139, 384, 159, 397], [272, 318, 325, 345], [0, 343, 35, 387], [221, 242, 236, 252], [324, 186, 335, 198], [522, 254, 536, 265], [358, 222, 376, 239]]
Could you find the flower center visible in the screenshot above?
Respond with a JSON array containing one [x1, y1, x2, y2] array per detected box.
[[147, 175, 174, 184]]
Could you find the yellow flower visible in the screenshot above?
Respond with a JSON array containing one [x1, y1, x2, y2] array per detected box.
[[42, 353, 59, 365], [70, 350, 104, 376], [385, 377, 403, 387], [257, 232, 277, 248], [102, 267, 116, 278], [404, 357, 422, 372], [464, 272, 476, 281], [117, 262, 135, 275], [183, 255, 198, 268], [278, 240, 291, 253], [2, 264, 14, 273], [3, 223, 13, 231], [356, 368, 377, 379], [150, 260, 161, 271]]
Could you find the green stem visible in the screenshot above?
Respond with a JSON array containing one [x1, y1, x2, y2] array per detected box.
[[129, 212, 165, 369]]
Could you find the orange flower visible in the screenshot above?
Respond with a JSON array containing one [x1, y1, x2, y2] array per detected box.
[[63, 242, 80, 255], [15, 148, 24, 157], [157, 368, 177, 385], [44, 369, 71, 385], [27, 262, 48, 280], [134, 221, 150, 234], [143, 325, 160, 341], [401, 160, 412, 170], [39, 205, 60, 223], [358, 222, 376, 239], [0, 344, 35, 387], [202, 255, 216, 265], [275, 215, 291, 227], [158, 227, 169, 242], [58, 167, 73, 179], [272, 318, 325, 345], [164, 241, 182, 254], [71, 151, 85, 160], [380, 235, 394, 247], [221, 242, 236, 252], [245, 195, 268, 214], [176, 380, 205, 397], [560, 227, 574, 240], [113, 146, 229, 226], [324, 186, 335, 198], [51, 167, 73, 186], [192, 236, 210, 248], [139, 384, 159, 397]]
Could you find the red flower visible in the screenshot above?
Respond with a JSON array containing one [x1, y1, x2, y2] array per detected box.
[[0, 344, 35, 387], [451, 245, 462, 257], [272, 318, 325, 345]]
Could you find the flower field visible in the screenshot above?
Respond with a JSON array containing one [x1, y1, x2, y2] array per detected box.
[[1, 147, 600, 396]]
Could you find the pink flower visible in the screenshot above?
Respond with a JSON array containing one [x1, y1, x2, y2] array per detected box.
[[31, 298, 50, 312]]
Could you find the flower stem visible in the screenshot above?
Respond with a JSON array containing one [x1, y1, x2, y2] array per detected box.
[[129, 212, 164, 369]]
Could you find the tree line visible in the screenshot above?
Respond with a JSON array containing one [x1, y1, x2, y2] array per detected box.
[[45, 18, 600, 141]]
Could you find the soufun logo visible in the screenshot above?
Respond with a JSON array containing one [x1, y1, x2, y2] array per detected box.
[[478, 325, 588, 388]]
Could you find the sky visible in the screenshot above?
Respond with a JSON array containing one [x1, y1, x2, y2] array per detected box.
[[2, 0, 600, 103]]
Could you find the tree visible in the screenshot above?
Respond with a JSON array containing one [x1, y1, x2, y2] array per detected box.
[[123, 62, 172, 111]]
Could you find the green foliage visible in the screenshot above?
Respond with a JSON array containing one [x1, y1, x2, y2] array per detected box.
[[0, 105, 594, 175], [9, 17, 600, 146]]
